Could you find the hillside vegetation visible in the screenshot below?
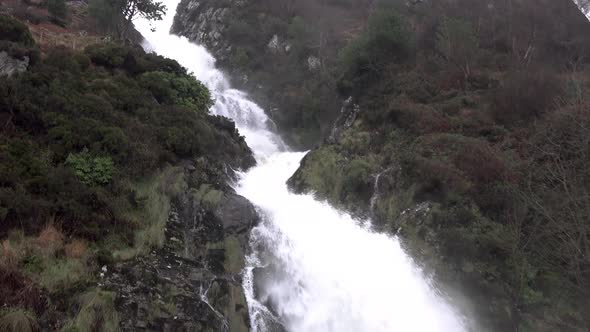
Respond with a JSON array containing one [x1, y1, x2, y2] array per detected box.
[[0, 14, 253, 329], [289, 0, 590, 330], [173, 0, 373, 147]]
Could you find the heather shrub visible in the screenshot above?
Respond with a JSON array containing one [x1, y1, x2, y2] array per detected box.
[[491, 68, 562, 125]]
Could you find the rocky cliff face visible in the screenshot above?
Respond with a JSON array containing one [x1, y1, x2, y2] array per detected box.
[[171, 0, 242, 62], [103, 164, 257, 331]]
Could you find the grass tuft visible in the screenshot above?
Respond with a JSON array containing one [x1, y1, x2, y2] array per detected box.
[[0, 308, 39, 332], [62, 290, 119, 332], [111, 166, 185, 260]]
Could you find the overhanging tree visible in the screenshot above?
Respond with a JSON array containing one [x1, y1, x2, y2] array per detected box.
[[119, 0, 166, 38]]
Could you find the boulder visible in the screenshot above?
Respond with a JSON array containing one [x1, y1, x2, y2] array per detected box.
[[215, 193, 258, 235], [0, 51, 28, 76]]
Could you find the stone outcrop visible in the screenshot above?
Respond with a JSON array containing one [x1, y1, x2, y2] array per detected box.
[[103, 168, 257, 331], [171, 0, 245, 62], [0, 51, 28, 76]]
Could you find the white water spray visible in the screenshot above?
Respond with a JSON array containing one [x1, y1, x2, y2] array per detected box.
[[136, 2, 467, 331]]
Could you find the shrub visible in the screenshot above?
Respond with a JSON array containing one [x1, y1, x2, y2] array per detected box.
[[35, 225, 65, 257], [0, 15, 35, 46], [88, 0, 121, 34], [47, 0, 67, 19], [386, 102, 451, 134], [0, 309, 39, 332], [85, 43, 128, 68], [342, 158, 374, 202], [65, 150, 115, 186], [453, 140, 509, 185], [64, 239, 87, 259], [491, 68, 562, 125], [339, 6, 413, 84], [0, 267, 47, 314], [63, 291, 119, 332], [435, 17, 479, 81], [138, 71, 212, 111]]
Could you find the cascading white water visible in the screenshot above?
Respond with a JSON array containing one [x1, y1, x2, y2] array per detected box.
[[136, 2, 467, 331]]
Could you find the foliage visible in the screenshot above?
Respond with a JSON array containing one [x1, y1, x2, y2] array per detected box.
[[47, 0, 67, 19], [0, 36, 251, 241], [89, 0, 165, 38], [138, 71, 212, 110], [0, 309, 39, 332], [435, 17, 479, 80], [119, 0, 166, 38], [291, 0, 590, 328], [65, 150, 115, 186], [88, 0, 122, 35], [339, 5, 413, 88], [0, 15, 35, 47], [491, 68, 562, 124], [62, 290, 119, 332]]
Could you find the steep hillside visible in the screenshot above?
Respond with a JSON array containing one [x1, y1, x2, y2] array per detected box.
[[172, 0, 372, 147], [0, 14, 255, 330], [287, 0, 590, 330]]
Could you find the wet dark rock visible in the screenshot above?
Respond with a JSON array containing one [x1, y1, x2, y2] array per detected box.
[[215, 194, 258, 235], [103, 175, 258, 331]]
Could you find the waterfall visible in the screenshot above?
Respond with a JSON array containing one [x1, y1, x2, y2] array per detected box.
[[135, 1, 468, 331]]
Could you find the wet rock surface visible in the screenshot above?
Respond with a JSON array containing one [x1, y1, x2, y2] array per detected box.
[[103, 184, 257, 331]]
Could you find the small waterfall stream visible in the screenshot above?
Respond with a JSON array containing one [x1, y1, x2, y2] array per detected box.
[[135, 2, 468, 331]]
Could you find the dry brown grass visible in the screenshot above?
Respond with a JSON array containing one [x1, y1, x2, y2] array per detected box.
[[0, 309, 39, 332], [27, 24, 106, 52], [64, 239, 87, 259], [0, 240, 22, 269], [34, 225, 64, 257]]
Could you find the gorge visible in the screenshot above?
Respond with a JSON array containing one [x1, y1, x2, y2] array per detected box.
[[137, 0, 469, 331], [1, 0, 588, 330]]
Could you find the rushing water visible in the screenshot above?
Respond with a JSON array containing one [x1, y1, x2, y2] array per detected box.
[[136, 2, 467, 331]]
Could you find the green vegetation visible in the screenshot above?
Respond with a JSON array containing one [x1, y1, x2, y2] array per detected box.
[[89, 0, 122, 35], [0, 40, 251, 241], [0, 17, 254, 330], [289, 0, 590, 330], [112, 166, 184, 260], [0, 308, 39, 332], [138, 70, 212, 110], [65, 150, 115, 186], [339, 5, 413, 89], [89, 0, 166, 39], [62, 290, 119, 332], [47, 0, 67, 19], [0, 15, 35, 46], [173, 0, 373, 147]]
